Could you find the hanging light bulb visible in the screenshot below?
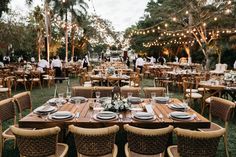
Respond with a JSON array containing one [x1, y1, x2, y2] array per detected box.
[[172, 17, 177, 21], [203, 23, 206, 27], [185, 11, 189, 14], [214, 17, 217, 21]]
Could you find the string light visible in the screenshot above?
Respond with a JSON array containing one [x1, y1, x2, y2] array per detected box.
[[185, 11, 189, 14], [214, 17, 217, 21]]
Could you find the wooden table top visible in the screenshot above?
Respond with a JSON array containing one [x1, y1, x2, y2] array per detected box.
[[19, 98, 210, 130]]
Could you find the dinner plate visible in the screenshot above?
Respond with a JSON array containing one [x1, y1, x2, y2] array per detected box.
[[128, 97, 143, 104], [69, 97, 88, 103], [96, 111, 117, 120], [133, 112, 154, 120], [47, 98, 67, 105], [49, 111, 74, 120], [153, 97, 169, 104], [34, 106, 57, 114], [168, 104, 189, 111], [169, 111, 192, 119], [94, 111, 118, 121]]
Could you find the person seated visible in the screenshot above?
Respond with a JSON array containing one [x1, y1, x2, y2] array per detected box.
[[51, 56, 62, 83], [37, 58, 49, 73]]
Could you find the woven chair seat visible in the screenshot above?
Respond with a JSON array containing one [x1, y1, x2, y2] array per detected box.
[[186, 89, 198, 93], [198, 122, 222, 132], [185, 93, 202, 99], [16, 78, 27, 82], [167, 145, 180, 157], [30, 78, 40, 81], [198, 87, 209, 92], [0, 88, 9, 92]]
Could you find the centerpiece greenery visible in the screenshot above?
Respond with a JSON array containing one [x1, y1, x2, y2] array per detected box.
[[101, 98, 130, 112]]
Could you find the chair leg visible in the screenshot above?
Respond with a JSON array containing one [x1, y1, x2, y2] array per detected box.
[[224, 134, 229, 157], [0, 138, 2, 157]]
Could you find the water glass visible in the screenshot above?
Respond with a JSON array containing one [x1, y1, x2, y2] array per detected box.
[[182, 99, 189, 106], [151, 92, 156, 99], [66, 91, 71, 99], [75, 99, 81, 105], [95, 91, 101, 99]]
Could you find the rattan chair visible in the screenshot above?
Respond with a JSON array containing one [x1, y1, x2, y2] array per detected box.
[[124, 124, 173, 157], [94, 86, 113, 97], [107, 76, 120, 87], [143, 87, 166, 98], [43, 69, 55, 88], [14, 71, 27, 91], [0, 98, 16, 157], [11, 126, 68, 157], [13, 91, 32, 119], [198, 97, 235, 157], [120, 87, 141, 98], [0, 77, 11, 98], [71, 86, 93, 98], [69, 125, 119, 157], [168, 127, 225, 157], [29, 71, 42, 90], [182, 80, 203, 107]]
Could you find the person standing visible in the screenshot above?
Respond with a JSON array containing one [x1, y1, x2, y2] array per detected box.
[[3, 54, 10, 65], [126, 56, 130, 68], [234, 60, 236, 69], [135, 55, 144, 73], [51, 56, 62, 83], [82, 54, 89, 71], [158, 55, 165, 65]]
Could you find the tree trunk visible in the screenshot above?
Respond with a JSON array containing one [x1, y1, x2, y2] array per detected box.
[[218, 52, 222, 63], [44, 0, 50, 62]]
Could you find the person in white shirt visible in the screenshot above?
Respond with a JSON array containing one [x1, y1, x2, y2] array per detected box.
[[3, 55, 10, 65], [135, 55, 144, 73], [0, 61, 4, 68], [51, 56, 62, 83], [37, 58, 49, 73]]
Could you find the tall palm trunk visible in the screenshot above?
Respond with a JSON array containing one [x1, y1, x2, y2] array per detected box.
[[44, 0, 50, 62]]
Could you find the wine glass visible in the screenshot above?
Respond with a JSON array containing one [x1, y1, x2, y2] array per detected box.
[[95, 91, 100, 102], [66, 91, 71, 99], [58, 93, 64, 107], [127, 92, 133, 99]]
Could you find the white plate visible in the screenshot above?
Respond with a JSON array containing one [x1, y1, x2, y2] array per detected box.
[[128, 97, 143, 104], [170, 111, 192, 119], [34, 106, 57, 113], [168, 104, 189, 111], [70, 97, 88, 103], [96, 111, 117, 120], [47, 98, 67, 104], [134, 112, 154, 120], [49, 111, 74, 120], [153, 97, 169, 103]]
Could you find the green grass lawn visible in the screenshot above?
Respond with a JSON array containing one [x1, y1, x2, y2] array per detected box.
[[2, 77, 236, 157]]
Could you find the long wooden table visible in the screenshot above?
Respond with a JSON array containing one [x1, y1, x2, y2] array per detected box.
[[19, 98, 210, 129], [19, 98, 210, 157]]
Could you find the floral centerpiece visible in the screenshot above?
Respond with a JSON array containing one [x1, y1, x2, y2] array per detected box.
[[107, 66, 115, 75], [101, 98, 130, 112]]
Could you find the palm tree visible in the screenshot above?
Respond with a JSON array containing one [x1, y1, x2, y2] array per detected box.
[[32, 6, 45, 61], [52, 0, 88, 62]]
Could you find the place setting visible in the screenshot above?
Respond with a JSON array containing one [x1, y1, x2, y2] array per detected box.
[[93, 111, 118, 121], [47, 111, 75, 121], [131, 111, 156, 122], [168, 111, 194, 121]]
